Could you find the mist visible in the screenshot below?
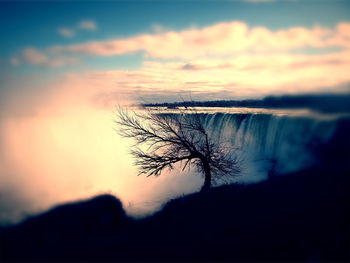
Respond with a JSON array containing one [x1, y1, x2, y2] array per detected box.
[[0, 73, 202, 225]]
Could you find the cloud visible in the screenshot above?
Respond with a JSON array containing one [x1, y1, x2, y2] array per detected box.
[[48, 21, 350, 60], [58, 28, 75, 38], [14, 19, 350, 86], [58, 49, 349, 106], [12, 47, 350, 102], [143, 50, 349, 97], [78, 20, 97, 31], [23, 48, 49, 65], [57, 20, 97, 38], [180, 61, 231, 71], [11, 48, 78, 67], [181, 63, 202, 70]]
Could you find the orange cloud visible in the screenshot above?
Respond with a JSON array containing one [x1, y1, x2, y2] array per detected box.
[[48, 21, 350, 60], [59, 50, 349, 105], [6, 48, 349, 113], [8, 21, 350, 102]]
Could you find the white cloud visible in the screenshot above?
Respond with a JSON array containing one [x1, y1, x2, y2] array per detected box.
[[15, 19, 350, 86], [48, 21, 350, 60], [58, 28, 75, 38], [78, 20, 97, 31]]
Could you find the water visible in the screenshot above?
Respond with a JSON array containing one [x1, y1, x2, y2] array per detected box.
[[200, 110, 338, 175], [0, 106, 348, 225]]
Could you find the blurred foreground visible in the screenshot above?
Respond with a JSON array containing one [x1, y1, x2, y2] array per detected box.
[[1, 156, 349, 261]]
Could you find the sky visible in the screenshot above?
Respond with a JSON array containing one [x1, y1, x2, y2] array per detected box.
[[0, 0, 350, 224], [1, 0, 350, 104]]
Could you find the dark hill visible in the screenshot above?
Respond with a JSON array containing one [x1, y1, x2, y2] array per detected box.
[[1, 162, 350, 262]]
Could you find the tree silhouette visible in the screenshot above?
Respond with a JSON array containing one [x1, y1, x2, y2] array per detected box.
[[115, 107, 239, 192]]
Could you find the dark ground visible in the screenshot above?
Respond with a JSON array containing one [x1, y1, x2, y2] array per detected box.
[[0, 160, 349, 262]]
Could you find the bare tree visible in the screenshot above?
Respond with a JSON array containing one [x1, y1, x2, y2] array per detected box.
[[114, 107, 239, 192]]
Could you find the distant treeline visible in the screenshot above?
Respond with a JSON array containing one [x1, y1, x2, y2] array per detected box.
[[142, 93, 350, 114]]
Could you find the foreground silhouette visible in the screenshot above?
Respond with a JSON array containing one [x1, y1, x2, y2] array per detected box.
[[1, 159, 349, 262], [115, 108, 239, 192]]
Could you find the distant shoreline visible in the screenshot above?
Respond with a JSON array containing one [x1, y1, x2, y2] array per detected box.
[[142, 93, 350, 114]]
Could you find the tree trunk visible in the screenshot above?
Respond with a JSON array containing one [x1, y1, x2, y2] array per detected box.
[[201, 161, 211, 192]]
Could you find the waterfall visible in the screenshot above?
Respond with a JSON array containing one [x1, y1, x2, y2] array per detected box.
[[192, 112, 347, 182]]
